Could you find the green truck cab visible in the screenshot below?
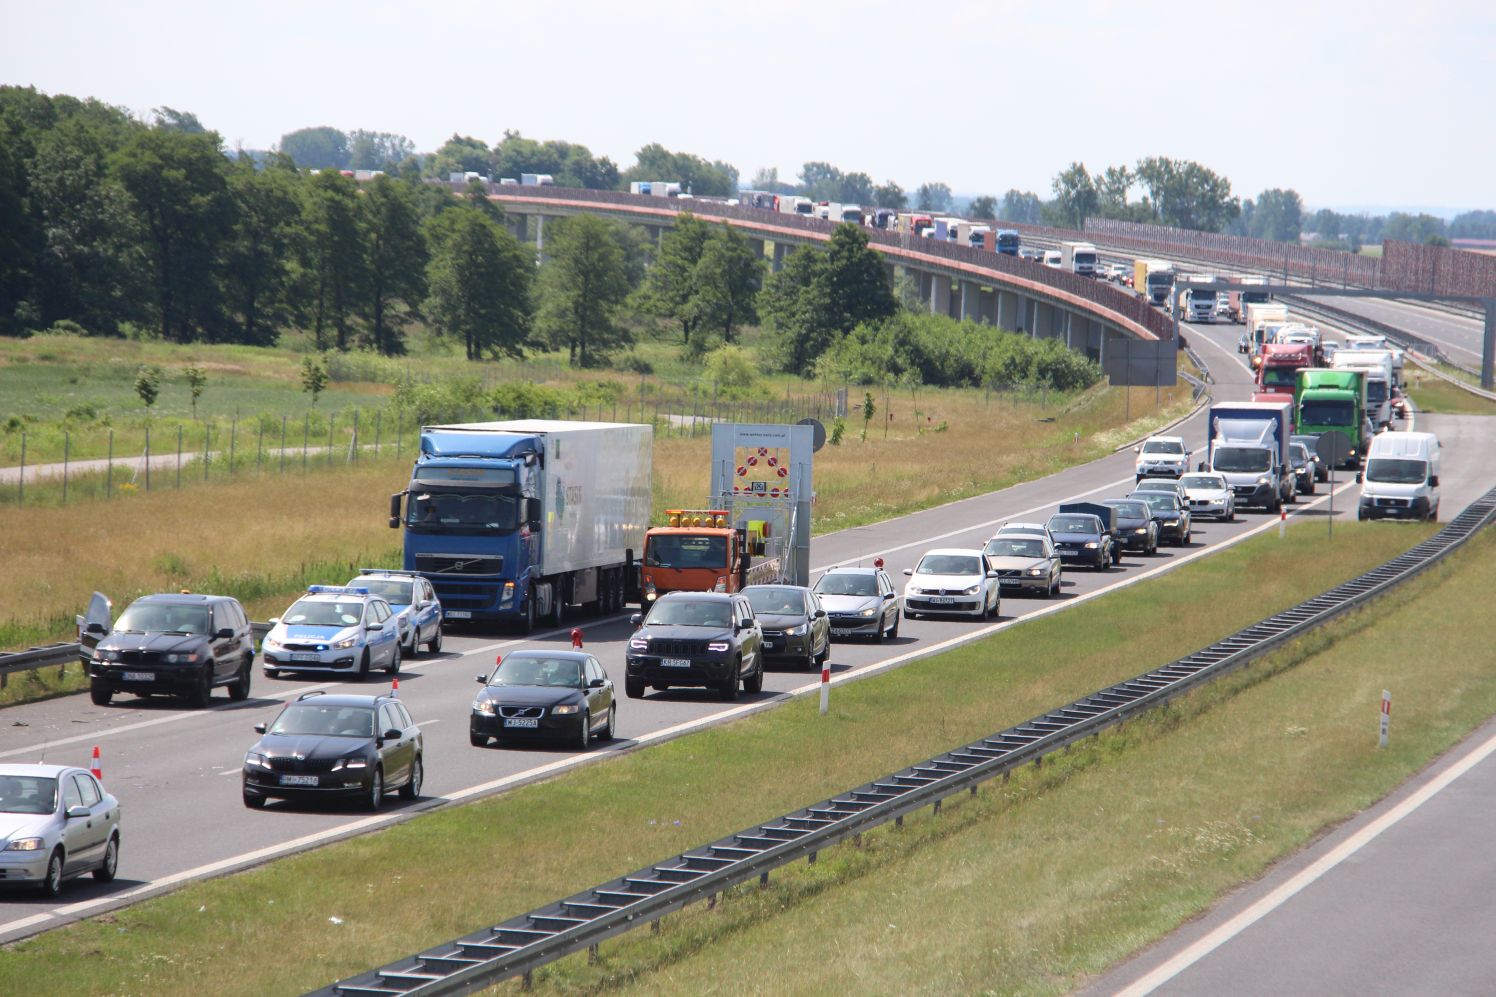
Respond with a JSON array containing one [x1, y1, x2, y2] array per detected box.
[[1294, 368, 1372, 469]]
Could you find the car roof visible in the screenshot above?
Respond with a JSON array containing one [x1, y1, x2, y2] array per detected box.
[[132, 593, 230, 605], [1142, 435, 1185, 444], [656, 591, 735, 603], [0, 763, 78, 778], [299, 589, 383, 602], [502, 649, 592, 663], [989, 530, 1048, 540], [821, 566, 883, 575], [286, 693, 394, 708], [742, 583, 812, 593], [1101, 498, 1146, 508], [918, 548, 984, 557]]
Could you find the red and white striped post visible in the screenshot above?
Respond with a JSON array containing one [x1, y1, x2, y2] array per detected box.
[[819, 659, 830, 715], [1279, 506, 1287, 539], [1380, 689, 1391, 747], [90, 745, 102, 782]]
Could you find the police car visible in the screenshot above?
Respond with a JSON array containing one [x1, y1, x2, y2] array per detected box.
[[347, 569, 443, 657], [261, 586, 402, 681]]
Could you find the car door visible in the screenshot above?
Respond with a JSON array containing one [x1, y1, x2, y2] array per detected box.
[[876, 572, 895, 629], [206, 605, 235, 682], [377, 704, 411, 788], [807, 592, 828, 653], [735, 599, 759, 675], [59, 773, 101, 873], [584, 657, 611, 730], [369, 602, 394, 667]]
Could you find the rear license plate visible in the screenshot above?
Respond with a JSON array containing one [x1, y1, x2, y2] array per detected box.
[[279, 775, 318, 787], [763, 640, 777, 650], [503, 717, 539, 728], [661, 657, 691, 668], [445, 610, 472, 619], [291, 653, 321, 662], [122, 671, 152, 681], [931, 597, 954, 605], [830, 628, 854, 636]]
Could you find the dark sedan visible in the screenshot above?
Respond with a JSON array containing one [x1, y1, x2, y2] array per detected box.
[[242, 692, 423, 811], [1290, 434, 1330, 483], [1101, 499, 1159, 555], [1288, 441, 1317, 495], [470, 650, 615, 749], [1127, 490, 1193, 545], [1046, 513, 1114, 570], [743, 585, 830, 671]]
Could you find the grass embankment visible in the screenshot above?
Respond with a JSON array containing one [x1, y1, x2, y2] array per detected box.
[[1404, 365, 1496, 415], [0, 520, 1444, 995]]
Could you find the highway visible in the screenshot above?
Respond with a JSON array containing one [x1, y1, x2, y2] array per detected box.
[[1297, 293, 1489, 370], [1, 308, 1489, 948]]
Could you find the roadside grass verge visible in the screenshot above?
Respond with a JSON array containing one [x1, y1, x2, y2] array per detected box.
[[0, 520, 1436, 995], [2, 378, 1190, 655], [1404, 366, 1496, 415]]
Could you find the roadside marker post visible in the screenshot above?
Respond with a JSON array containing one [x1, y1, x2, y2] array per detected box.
[[1279, 506, 1287, 539], [819, 661, 830, 715], [1380, 690, 1391, 747], [90, 745, 102, 782]]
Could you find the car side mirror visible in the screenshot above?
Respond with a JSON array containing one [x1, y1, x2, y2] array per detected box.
[[268, 617, 281, 626], [85, 622, 106, 636], [883, 592, 895, 600], [589, 677, 606, 688], [476, 674, 488, 684], [1430, 475, 1439, 487], [813, 609, 826, 618], [630, 613, 643, 628], [66, 806, 91, 820], [902, 568, 913, 576], [1355, 471, 1363, 483], [383, 728, 403, 741], [366, 622, 383, 631], [214, 627, 234, 640], [254, 722, 267, 734], [1132, 445, 1140, 453], [986, 570, 1000, 578]]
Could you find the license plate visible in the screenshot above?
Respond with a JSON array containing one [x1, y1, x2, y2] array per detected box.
[[661, 657, 691, 668], [279, 774, 318, 786], [931, 597, 954, 605], [291, 653, 321, 662], [830, 628, 854, 636], [122, 671, 152, 681], [503, 717, 539, 728], [445, 610, 472, 619], [763, 641, 777, 650]]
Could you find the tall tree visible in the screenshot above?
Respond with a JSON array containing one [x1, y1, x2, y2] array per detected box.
[[1134, 157, 1240, 232], [492, 131, 618, 188], [873, 180, 907, 210], [839, 171, 875, 205], [112, 128, 235, 342], [762, 246, 829, 373], [764, 225, 895, 373], [915, 182, 953, 212], [1382, 212, 1448, 244], [535, 214, 632, 367], [799, 161, 844, 200], [300, 170, 366, 350], [360, 175, 428, 355], [153, 107, 206, 134], [1247, 188, 1303, 242], [998, 189, 1043, 224], [635, 212, 712, 348], [682, 223, 764, 345], [221, 153, 303, 346], [1449, 210, 1496, 239], [1048, 162, 1098, 229], [426, 206, 533, 360], [279, 126, 350, 170], [621, 144, 735, 197], [968, 195, 997, 220], [348, 130, 415, 171], [429, 133, 493, 179], [818, 224, 896, 334]]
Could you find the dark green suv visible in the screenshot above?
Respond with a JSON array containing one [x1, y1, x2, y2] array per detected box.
[[86, 593, 256, 707]]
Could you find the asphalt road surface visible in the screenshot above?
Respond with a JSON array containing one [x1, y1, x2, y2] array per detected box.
[[1, 307, 1489, 947]]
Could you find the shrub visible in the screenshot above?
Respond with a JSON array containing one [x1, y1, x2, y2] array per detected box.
[[702, 344, 759, 399]]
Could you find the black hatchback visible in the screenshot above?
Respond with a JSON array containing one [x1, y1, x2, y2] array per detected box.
[[86, 593, 256, 708], [242, 692, 423, 811]]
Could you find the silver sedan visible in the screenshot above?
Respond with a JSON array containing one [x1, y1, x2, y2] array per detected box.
[[0, 764, 120, 897]]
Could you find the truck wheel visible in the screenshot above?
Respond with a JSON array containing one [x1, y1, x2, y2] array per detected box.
[[549, 589, 566, 627], [519, 588, 536, 635], [625, 677, 645, 699]]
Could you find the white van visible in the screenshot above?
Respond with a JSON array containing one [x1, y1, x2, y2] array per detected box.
[[1042, 249, 1063, 268], [1357, 431, 1440, 521]]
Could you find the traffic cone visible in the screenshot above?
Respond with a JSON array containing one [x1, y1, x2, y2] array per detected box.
[[391, 676, 399, 697], [571, 628, 583, 649], [90, 745, 102, 782]]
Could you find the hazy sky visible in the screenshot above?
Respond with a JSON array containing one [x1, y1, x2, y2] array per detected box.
[[6, 0, 1492, 212]]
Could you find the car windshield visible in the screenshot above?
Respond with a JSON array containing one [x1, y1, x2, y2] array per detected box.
[[1301, 399, 1354, 425], [646, 534, 728, 569], [1365, 458, 1428, 485], [0, 775, 57, 815], [283, 599, 364, 628], [1212, 447, 1271, 472], [269, 704, 375, 738], [357, 579, 414, 605], [984, 539, 1046, 558], [114, 603, 210, 635], [488, 655, 584, 688], [1106, 502, 1149, 519], [1047, 515, 1096, 534], [915, 554, 982, 575], [1135, 481, 1177, 493], [646, 600, 732, 628], [407, 491, 519, 532], [1131, 493, 1178, 512], [1142, 440, 1185, 455], [1179, 474, 1226, 490], [1290, 444, 1311, 463], [813, 573, 878, 597], [745, 588, 806, 616]]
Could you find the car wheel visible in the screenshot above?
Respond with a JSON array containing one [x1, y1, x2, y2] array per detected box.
[[365, 768, 384, 811], [89, 682, 112, 707], [399, 755, 422, 800], [189, 667, 213, 709], [744, 658, 764, 694], [719, 663, 741, 701], [1049, 574, 1061, 598], [576, 711, 591, 750], [402, 632, 417, 660], [228, 657, 252, 702], [625, 677, 645, 699], [904, 609, 919, 620], [264, 668, 280, 680], [39, 849, 66, 898], [803, 644, 817, 672], [243, 788, 266, 808], [603, 704, 616, 740], [93, 835, 119, 883], [815, 638, 830, 668], [357, 650, 371, 682], [427, 627, 442, 655], [387, 642, 401, 677], [887, 612, 900, 639], [469, 730, 489, 747]]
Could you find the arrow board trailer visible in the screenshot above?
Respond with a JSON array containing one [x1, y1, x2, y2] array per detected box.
[[709, 423, 814, 587], [391, 421, 652, 628]]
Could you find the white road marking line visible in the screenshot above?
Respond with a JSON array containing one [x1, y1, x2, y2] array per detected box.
[[1114, 723, 1496, 996], [0, 481, 1357, 942]]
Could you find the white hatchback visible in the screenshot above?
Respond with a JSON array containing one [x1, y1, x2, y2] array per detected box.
[[901, 549, 1000, 620]]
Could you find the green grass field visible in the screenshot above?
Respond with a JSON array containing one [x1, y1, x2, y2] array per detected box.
[[0, 519, 1450, 996], [1404, 365, 1496, 415]]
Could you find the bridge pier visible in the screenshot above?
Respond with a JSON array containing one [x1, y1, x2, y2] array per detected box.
[[772, 240, 790, 273], [959, 280, 979, 322], [930, 276, 952, 317]]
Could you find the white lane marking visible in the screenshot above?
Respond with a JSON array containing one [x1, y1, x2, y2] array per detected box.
[[0, 480, 1359, 941], [1115, 723, 1496, 996]]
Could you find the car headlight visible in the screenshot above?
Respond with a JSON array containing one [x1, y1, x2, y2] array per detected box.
[[551, 704, 580, 715], [164, 652, 200, 664], [245, 752, 271, 769], [628, 635, 649, 651], [784, 624, 808, 636], [330, 757, 368, 771], [961, 585, 980, 595], [262, 637, 281, 651], [1026, 568, 1045, 577], [859, 607, 879, 617], [1084, 542, 1099, 549], [94, 649, 120, 662], [472, 699, 495, 715], [1164, 519, 1179, 527], [706, 641, 730, 652], [332, 635, 359, 649], [500, 580, 516, 605], [1256, 476, 1271, 486], [4, 837, 45, 852], [1134, 527, 1147, 534]]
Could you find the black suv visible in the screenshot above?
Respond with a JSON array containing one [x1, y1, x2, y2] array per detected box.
[[87, 593, 256, 707], [625, 592, 763, 701], [242, 692, 423, 811]]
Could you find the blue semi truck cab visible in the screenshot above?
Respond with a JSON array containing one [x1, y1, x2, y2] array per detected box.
[[388, 421, 652, 632]]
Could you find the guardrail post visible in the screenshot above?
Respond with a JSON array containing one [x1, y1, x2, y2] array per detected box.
[[588, 943, 599, 964], [652, 917, 661, 933]]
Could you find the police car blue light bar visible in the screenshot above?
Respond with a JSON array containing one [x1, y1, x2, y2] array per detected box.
[[307, 585, 370, 595]]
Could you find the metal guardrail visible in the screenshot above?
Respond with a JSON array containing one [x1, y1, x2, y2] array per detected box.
[[311, 485, 1496, 996], [0, 623, 274, 682]]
